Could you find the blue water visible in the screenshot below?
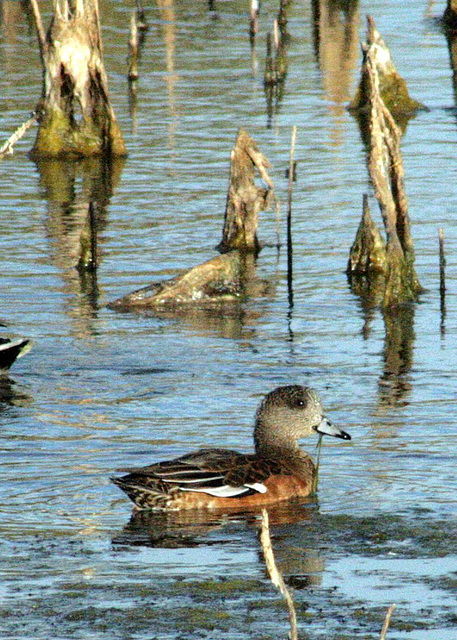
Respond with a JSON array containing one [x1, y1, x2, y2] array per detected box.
[[1, 0, 456, 638]]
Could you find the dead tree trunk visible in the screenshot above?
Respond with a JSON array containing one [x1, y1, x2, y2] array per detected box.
[[30, 0, 126, 158], [365, 36, 422, 308], [217, 128, 274, 254]]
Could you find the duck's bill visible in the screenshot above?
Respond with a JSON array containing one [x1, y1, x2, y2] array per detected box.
[[315, 417, 351, 440]]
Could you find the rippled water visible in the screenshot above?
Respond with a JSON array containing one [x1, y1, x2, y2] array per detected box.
[[1, 0, 457, 638]]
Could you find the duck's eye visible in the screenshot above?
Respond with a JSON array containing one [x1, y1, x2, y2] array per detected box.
[[295, 398, 305, 408]]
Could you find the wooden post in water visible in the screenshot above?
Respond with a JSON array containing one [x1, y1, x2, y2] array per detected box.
[[439, 227, 446, 298], [349, 16, 423, 131], [249, 0, 259, 41], [439, 227, 446, 334], [347, 194, 387, 278], [287, 126, 297, 308], [128, 10, 140, 81]]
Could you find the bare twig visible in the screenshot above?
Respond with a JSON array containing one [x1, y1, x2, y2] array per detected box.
[[0, 112, 38, 160], [439, 227, 446, 296], [380, 604, 396, 639], [287, 126, 297, 308], [260, 509, 298, 640], [249, 0, 259, 39], [128, 9, 139, 81]]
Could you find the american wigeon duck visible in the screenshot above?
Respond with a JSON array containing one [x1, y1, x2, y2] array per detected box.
[[112, 385, 351, 511]]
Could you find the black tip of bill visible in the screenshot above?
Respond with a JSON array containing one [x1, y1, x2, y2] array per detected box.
[[315, 417, 351, 441]]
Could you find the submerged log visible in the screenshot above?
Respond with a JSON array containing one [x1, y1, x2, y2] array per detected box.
[[110, 129, 274, 312], [349, 16, 424, 126], [108, 252, 244, 310], [217, 128, 274, 254], [348, 34, 422, 309], [30, 0, 126, 158]]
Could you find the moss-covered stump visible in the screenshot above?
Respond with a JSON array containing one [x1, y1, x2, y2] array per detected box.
[[349, 15, 424, 126], [108, 252, 245, 311], [30, 0, 126, 158], [217, 129, 274, 254]]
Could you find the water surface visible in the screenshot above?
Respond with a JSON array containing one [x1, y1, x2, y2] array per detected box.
[[1, 0, 457, 638]]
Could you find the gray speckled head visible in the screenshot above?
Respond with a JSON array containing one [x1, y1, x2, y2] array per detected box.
[[254, 386, 323, 451], [254, 385, 350, 455]]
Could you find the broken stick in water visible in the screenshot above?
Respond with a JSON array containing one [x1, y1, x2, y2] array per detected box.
[[77, 202, 99, 272], [0, 112, 39, 160], [260, 509, 298, 640], [439, 227, 446, 334], [287, 126, 297, 308], [379, 604, 396, 640], [249, 0, 259, 41], [439, 227, 446, 298], [128, 10, 140, 81]]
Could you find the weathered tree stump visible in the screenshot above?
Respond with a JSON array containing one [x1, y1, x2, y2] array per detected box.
[[108, 252, 244, 310], [30, 0, 126, 158], [217, 128, 274, 254], [348, 34, 422, 309], [349, 16, 424, 127]]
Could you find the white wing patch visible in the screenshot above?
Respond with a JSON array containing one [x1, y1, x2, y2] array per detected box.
[[245, 482, 267, 494], [180, 482, 268, 498]]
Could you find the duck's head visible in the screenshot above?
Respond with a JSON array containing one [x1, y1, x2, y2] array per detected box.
[[254, 385, 351, 454]]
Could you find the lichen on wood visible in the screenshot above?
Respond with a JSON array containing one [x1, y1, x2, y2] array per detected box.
[[349, 15, 424, 125], [30, 0, 126, 158], [217, 128, 275, 254], [348, 33, 422, 309]]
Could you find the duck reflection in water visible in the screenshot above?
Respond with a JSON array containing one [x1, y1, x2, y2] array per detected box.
[[113, 499, 326, 589]]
